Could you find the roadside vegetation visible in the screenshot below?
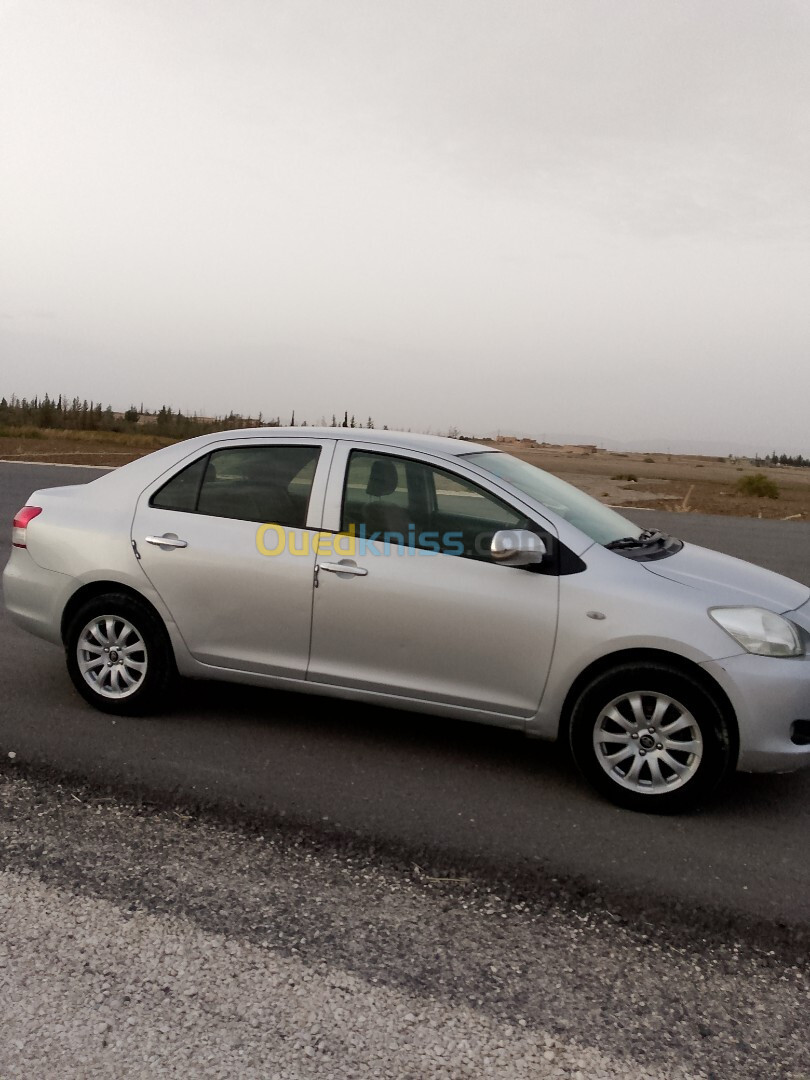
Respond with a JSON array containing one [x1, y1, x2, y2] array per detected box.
[[0, 393, 275, 440], [0, 395, 383, 439], [736, 473, 780, 499], [0, 396, 385, 465]]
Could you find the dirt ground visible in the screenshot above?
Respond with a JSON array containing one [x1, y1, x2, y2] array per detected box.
[[2, 432, 808, 522], [480, 443, 810, 522]]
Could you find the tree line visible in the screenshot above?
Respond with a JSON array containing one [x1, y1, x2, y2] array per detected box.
[[0, 395, 385, 437], [753, 452, 810, 468]]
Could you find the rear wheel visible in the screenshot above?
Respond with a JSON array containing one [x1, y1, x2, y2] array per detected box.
[[569, 663, 735, 812], [65, 593, 175, 716]]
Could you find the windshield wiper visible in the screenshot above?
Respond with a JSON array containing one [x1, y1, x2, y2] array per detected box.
[[605, 529, 667, 550]]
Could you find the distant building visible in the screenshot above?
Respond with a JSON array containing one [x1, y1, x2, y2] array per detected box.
[[495, 435, 540, 447], [560, 444, 597, 455]]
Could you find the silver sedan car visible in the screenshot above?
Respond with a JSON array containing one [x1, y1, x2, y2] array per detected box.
[[5, 428, 810, 811]]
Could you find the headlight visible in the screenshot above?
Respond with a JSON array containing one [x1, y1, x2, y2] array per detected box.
[[709, 606, 804, 657]]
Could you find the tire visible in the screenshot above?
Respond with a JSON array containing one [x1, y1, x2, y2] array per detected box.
[[569, 663, 735, 813], [65, 592, 176, 716]]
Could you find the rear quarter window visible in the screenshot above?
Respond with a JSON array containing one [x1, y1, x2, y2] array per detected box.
[[150, 455, 208, 512]]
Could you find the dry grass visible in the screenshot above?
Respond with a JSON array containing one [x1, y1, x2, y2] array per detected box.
[[0, 428, 177, 466]]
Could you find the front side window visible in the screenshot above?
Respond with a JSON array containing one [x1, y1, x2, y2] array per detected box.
[[151, 445, 321, 527], [341, 450, 534, 561]]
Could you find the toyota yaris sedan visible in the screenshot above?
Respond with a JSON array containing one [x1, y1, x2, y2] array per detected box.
[[5, 428, 810, 811]]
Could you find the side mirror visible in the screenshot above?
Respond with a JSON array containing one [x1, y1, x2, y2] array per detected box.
[[490, 529, 546, 567]]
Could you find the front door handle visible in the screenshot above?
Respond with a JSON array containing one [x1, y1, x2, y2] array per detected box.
[[317, 560, 368, 577], [145, 534, 188, 549]]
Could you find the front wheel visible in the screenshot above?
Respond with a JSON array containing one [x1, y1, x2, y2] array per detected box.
[[569, 663, 735, 812], [65, 592, 175, 716]]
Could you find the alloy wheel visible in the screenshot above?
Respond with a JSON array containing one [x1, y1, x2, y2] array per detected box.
[[592, 691, 704, 794], [76, 615, 148, 699]]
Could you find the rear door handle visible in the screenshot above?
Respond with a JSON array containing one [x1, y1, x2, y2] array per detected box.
[[317, 561, 367, 577], [145, 535, 188, 549]]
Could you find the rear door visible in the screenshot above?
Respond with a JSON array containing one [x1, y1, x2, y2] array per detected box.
[[131, 438, 332, 677]]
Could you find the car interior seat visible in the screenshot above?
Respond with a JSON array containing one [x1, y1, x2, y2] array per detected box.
[[361, 458, 412, 541]]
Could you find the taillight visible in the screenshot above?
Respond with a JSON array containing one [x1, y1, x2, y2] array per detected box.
[[12, 506, 42, 548]]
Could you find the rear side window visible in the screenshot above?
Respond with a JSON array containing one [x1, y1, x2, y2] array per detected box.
[[151, 445, 321, 527]]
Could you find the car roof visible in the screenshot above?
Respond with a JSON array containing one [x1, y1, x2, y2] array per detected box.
[[200, 426, 493, 456]]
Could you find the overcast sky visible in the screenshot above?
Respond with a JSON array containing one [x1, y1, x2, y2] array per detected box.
[[2, 0, 809, 453]]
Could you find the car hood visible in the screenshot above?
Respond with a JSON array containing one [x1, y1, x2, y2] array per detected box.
[[643, 541, 810, 613]]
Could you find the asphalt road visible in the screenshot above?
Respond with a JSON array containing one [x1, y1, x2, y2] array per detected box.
[[2, 462, 810, 938], [4, 771, 806, 1080]]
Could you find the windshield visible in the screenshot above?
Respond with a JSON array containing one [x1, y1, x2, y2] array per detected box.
[[462, 451, 645, 546]]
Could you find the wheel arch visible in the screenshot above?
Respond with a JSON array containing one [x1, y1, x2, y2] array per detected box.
[[60, 580, 170, 645], [558, 647, 739, 762]]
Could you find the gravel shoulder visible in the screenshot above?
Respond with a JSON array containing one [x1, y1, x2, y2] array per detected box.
[[1, 771, 807, 1080]]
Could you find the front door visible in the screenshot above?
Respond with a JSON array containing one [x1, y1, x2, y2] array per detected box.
[[307, 447, 559, 716]]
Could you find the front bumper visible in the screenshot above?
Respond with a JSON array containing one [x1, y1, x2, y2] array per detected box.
[[702, 653, 810, 772]]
